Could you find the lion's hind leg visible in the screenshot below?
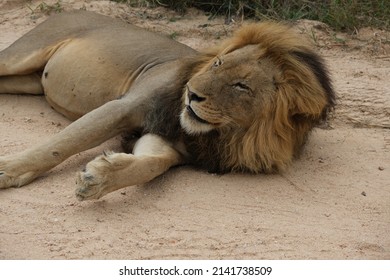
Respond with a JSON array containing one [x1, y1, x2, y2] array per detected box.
[[0, 73, 43, 94], [0, 42, 47, 95], [0, 13, 85, 93], [75, 134, 184, 200], [0, 36, 69, 95], [0, 35, 66, 77]]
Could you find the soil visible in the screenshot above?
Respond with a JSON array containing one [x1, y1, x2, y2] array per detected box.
[[0, 0, 389, 259]]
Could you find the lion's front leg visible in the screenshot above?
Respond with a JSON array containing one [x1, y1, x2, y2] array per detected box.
[[0, 99, 141, 189], [75, 134, 184, 200]]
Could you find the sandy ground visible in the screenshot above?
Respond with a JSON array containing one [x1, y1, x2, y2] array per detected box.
[[0, 0, 389, 259]]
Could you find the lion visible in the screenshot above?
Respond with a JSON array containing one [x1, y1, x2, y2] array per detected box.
[[0, 11, 335, 200]]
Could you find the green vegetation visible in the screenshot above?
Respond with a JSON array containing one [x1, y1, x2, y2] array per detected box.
[[111, 0, 389, 31], [28, 1, 64, 15]]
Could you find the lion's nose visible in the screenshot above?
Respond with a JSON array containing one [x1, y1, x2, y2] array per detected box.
[[188, 90, 206, 103]]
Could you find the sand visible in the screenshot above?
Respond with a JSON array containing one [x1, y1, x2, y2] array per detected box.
[[0, 0, 389, 259]]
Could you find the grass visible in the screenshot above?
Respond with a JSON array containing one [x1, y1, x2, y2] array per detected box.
[[111, 0, 390, 32], [28, 1, 64, 15]]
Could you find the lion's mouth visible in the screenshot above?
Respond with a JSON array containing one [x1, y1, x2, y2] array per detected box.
[[186, 105, 210, 124]]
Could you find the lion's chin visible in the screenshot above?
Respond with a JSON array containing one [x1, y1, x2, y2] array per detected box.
[[180, 108, 215, 135]]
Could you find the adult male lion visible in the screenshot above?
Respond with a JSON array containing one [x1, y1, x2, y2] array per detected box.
[[0, 11, 335, 200]]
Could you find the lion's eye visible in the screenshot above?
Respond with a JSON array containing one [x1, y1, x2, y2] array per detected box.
[[233, 82, 250, 92]]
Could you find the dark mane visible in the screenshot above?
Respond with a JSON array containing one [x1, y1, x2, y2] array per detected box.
[[141, 55, 206, 141], [291, 50, 336, 121]]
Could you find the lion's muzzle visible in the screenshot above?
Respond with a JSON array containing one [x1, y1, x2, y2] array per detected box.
[[186, 105, 209, 124]]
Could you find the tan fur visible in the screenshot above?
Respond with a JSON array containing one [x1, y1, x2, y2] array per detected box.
[[0, 12, 334, 200]]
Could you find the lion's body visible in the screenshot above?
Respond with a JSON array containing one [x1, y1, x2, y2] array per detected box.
[[0, 11, 195, 119], [0, 11, 334, 200]]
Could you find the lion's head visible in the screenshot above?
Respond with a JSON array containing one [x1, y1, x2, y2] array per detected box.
[[180, 22, 335, 173]]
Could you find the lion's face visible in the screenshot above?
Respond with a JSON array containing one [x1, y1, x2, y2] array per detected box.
[[180, 45, 279, 134]]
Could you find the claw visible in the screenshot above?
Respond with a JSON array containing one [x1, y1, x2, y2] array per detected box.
[[75, 192, 86, 201]]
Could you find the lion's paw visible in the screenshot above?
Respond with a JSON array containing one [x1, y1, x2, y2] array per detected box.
[[0, 167, 16, 189], [75, 152, 121, 201], [0, 156, 37, 189]]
